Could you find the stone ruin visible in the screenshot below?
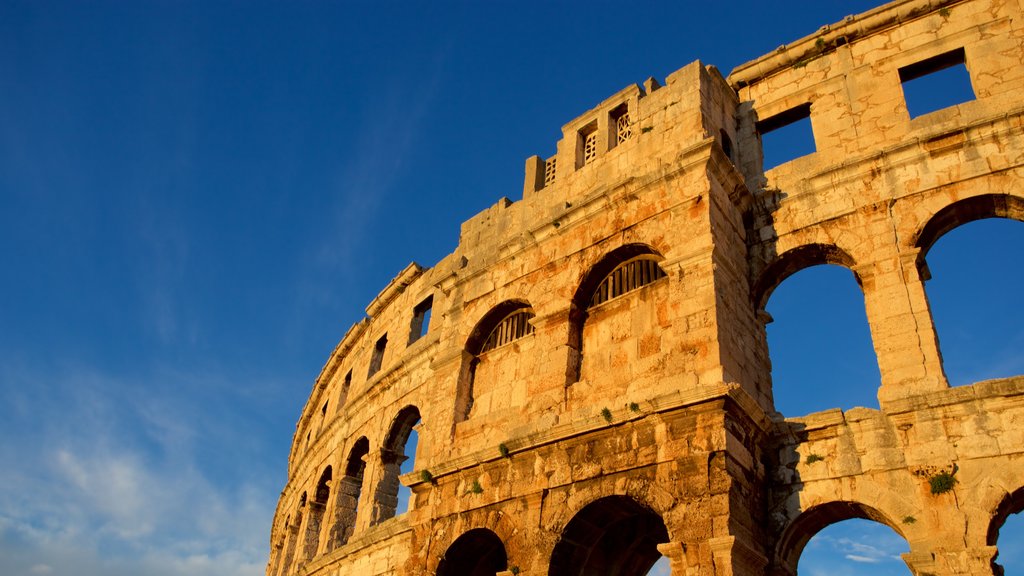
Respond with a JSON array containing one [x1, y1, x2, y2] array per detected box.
[[266, 0, 1024, 574]]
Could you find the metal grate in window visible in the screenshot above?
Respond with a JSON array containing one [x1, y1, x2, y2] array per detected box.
[[481, 309, 535, 352], [544, 157, 557, 187], [589, 257, 666, 308], [583, 131, 598, 165], [616, 112, 632, 144]]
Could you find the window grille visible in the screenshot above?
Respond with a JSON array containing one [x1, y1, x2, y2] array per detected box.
[[583, 131, 598, 165], [481, 309, 535, 352], [544, 157, 557, 187], [589, 257, 667, 308], [616, 112, 632, 144]]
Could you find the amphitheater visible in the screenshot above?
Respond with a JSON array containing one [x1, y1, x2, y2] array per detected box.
[[265, 0, 1024, 574]]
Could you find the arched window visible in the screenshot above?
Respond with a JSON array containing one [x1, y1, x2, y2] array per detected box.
[[436, 528, 508, 576], [304, 467, 332, 560], [549, 495, 669, 576], [755, 244, 878, 416], [372, 405, 421, 523], [330, 437, 368, 549], [588, 256, 667, 308], [455, 301, 536, 423], [777, 502, 909, 575], [566, 244, 668, 400], [914, 195, 1024, 386]]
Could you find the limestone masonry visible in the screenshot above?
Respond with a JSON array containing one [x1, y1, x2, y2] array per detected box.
[[266, 1, 1024, 574]]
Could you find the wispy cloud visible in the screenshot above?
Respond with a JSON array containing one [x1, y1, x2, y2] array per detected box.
[[0, 361, 278, 576], [799, 519, 908, 575]]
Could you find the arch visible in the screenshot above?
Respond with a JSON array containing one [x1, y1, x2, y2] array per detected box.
[[279, 502, 304, 576], [455, 300, 536, 423], [436, 528, 508, 576], [372, 405, 422, 523], [549, 495, 670, 576], [752, 243, 860, 313], [775, 501, 907, 575], [988, 486, 1024, 574], [466, 299, 536, 356], [330, 436, 369, 549], [913, 193, 1024, 265], [304, 466, 332, 560], [567, 243, 667, 384]]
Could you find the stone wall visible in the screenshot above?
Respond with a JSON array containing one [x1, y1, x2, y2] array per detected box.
[[266, 1, 1024, 574]]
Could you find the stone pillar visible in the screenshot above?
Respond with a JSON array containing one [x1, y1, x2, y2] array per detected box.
[[370, 449, 406, 523], [523, 155, 545, 200], [855, 248, 948, 406], [708, 535, 769, 576]]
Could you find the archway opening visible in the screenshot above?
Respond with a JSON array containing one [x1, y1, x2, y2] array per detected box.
[[304, 466, 332, 559], [372, 405, 421, 523], [332, 436, 368, 548], [549, 495, 669, 576], [919, 217, 1024, 386], [988, 487, 1024, 574], [779, 502, 909, 575], [764, 263, 880, 416], [436, 528, 507, 576]]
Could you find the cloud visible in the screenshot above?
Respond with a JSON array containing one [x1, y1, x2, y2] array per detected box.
[[798, 520, 909, 575], [845, 554, 882, 563], [0, 361, 278, 576]]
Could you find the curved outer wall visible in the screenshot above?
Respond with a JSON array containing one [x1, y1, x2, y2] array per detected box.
[[267, 1, 1024, 574]]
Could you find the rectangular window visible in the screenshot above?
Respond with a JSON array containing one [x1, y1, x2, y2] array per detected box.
[[368, 334, 387, 378], [408, 295, 433, 344], [544, 157, 557, 187], [609, 103, 632, 149], [576, 121, 598, 169], [757, 103, 815, 169], [899, 48, 974, 119], [336, 370, 352, 412]]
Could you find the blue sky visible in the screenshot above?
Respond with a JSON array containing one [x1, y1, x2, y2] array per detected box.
[[0, 2, 1020, 575]]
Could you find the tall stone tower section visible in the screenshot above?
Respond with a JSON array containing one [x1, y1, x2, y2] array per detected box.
[[266, 1, 1024, 575]]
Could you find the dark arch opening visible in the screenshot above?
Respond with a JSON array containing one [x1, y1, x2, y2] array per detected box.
[[988, 487, 1024, 575], [776, 501, 908, 575], [372, 405, 421, 523], [567, 243, 665, 383], [549, 495, 669, 576], [436, 528, 508, 576], [915, 202, 1024, 385], [279, 500, 304, 576], [304, 466, 333, 559], [455, 300, 535, 423], [331, 437, 369, 549]]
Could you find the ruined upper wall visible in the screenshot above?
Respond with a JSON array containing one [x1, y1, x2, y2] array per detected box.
[[728, 0, 1023, 190]]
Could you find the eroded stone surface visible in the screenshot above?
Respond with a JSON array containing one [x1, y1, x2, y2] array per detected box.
[[267, 1, 1024, 574]]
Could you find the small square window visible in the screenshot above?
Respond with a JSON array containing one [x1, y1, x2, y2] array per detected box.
[[408, 295, 433, 345], [368, 334, 387, 378], [757, 103, 815, 169], [899, 48, 975, 119]]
